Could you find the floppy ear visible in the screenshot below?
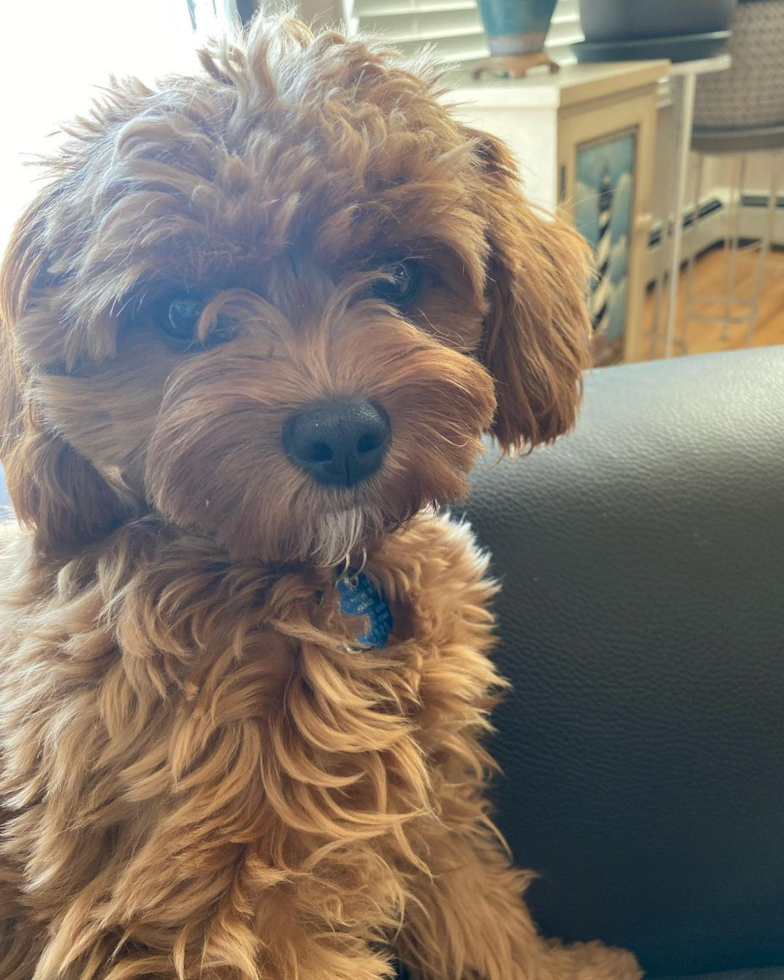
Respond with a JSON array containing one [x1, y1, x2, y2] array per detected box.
[[470, 130, 591, 453], [0, 194, 131, 555]]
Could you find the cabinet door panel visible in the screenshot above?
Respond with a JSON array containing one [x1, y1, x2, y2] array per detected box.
[[559, 89, 658, 363]]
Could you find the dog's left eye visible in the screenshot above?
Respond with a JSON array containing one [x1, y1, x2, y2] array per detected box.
[[153, 293, 206, 343], [373, 259, 422, 308]]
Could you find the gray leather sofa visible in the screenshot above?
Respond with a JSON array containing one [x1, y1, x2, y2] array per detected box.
[[2, 347, 783, 978], [454, 347, 784, 979]]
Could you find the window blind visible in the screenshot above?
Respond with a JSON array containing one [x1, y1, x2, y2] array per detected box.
[[342, 0, 583, 69]]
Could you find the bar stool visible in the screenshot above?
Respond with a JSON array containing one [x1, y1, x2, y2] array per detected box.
[[680, 0, 784, 352]]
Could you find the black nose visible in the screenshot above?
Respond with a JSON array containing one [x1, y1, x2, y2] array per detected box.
[[283, 400, 390, 487]]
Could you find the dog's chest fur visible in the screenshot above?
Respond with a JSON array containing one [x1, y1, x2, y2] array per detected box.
[[0, 511, 501, 968]]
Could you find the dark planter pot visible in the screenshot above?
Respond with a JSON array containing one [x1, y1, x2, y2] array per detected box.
[[477, 0, 558, 56], [579, 0, 737, 42]]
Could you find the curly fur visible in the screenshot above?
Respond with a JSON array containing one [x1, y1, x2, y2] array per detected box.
[[0, 13, 640, 980]]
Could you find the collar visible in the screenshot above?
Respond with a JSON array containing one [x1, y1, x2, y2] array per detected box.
[[336, 567, 393, 650]]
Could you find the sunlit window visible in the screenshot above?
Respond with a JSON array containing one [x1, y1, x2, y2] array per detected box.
[[0, 0, 229, 246]]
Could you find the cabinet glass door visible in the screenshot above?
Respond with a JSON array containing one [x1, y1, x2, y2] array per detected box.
[[574, 128, 637, 365]]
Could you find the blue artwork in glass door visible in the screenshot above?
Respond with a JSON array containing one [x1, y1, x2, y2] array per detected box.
[[574, 130, 636, 364]]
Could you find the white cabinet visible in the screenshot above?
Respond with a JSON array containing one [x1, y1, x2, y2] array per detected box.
[[447, 60, 668, 363]]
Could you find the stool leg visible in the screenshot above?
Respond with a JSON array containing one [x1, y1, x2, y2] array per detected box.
[[746, 151, 781, 346], [649, 213, 668, 359], [664, 73, 697, 359], [682, 152, 704, 355], [722, 155, 745, 342], [651, 101, 682, 358]]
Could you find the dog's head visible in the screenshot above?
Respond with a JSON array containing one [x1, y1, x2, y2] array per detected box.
[[0, 15, 589, 565]]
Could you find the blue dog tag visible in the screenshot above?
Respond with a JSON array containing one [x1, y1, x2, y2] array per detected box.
[[336, 572, 393, 649]]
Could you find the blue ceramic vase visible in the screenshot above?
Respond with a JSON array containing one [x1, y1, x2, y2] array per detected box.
[[476, 0, 558, 57]]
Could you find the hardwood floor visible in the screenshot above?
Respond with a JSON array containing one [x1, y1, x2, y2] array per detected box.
[[640, 244, 784, 361]]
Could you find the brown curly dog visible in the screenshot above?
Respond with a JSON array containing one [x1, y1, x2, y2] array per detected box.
[[0, 13, 641, 980]]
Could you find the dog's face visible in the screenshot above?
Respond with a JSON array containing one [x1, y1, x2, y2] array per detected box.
[[0, 18, 589, 565]]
